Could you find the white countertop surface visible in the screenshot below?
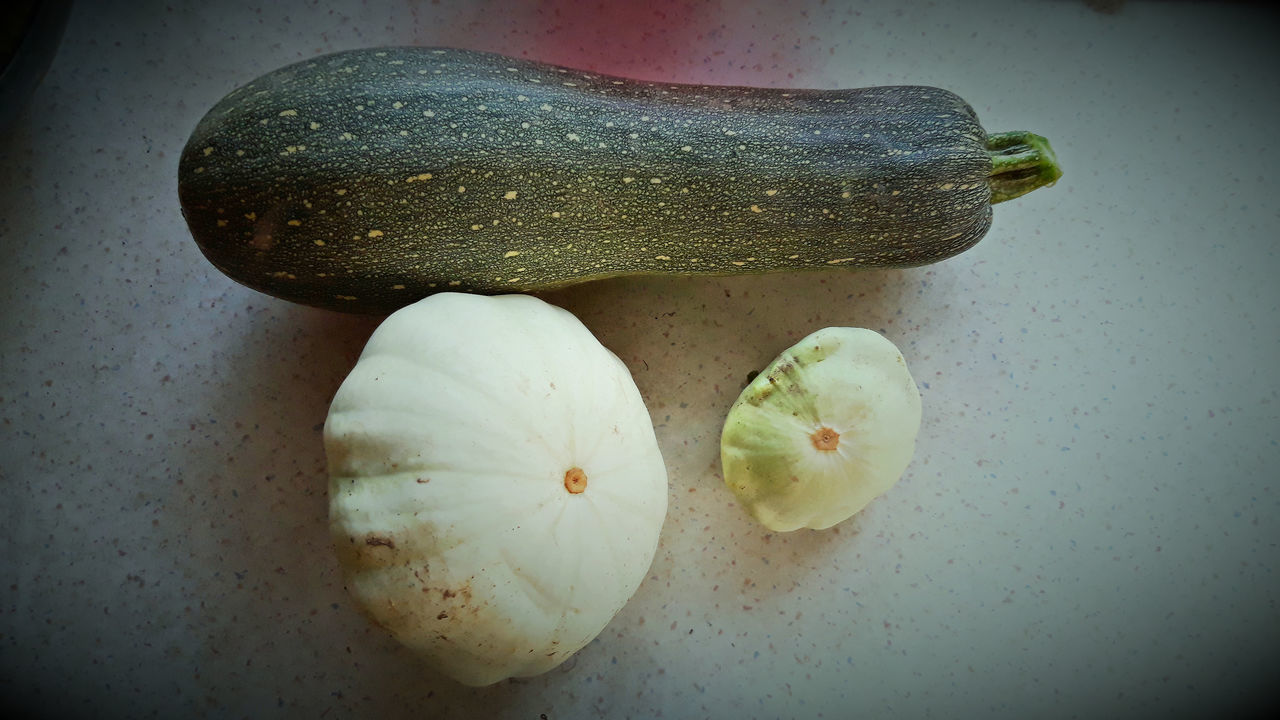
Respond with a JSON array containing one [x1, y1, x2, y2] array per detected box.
[[2, 0, 1277, 717]]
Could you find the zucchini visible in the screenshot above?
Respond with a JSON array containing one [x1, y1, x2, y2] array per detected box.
[[179, 47, 1060, 314]]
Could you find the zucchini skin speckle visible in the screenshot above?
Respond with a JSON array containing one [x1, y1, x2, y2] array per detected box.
[[179, 47, 1026, 314]]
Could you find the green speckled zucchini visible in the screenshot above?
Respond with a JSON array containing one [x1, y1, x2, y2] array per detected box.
[[178, 47, 1060, 314]]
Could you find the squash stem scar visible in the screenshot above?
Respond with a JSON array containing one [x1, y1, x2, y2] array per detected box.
[[564, 467, 588, 494], [810, 427, 840, 452]]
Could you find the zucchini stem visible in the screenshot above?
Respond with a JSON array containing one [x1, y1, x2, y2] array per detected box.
[[987, 131, 1062, 204]]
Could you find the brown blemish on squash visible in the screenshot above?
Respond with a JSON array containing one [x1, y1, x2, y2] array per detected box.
[[811, 427, 840, 451], [440, 581, 473, 604], [412, 564, 430, 584], [365, 535, 396, 548], [564, 467, 587, 494]]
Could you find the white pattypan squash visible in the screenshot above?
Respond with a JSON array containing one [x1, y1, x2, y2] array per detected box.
[[721, 327, 922, 532], [324, 293, 668, 686]]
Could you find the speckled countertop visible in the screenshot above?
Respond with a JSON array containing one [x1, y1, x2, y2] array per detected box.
[[2, 1, 1277, 718]]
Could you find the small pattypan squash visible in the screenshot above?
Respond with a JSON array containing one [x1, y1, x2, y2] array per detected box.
[[324, 293, 668, 686], [721, 327, 922, 532]]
